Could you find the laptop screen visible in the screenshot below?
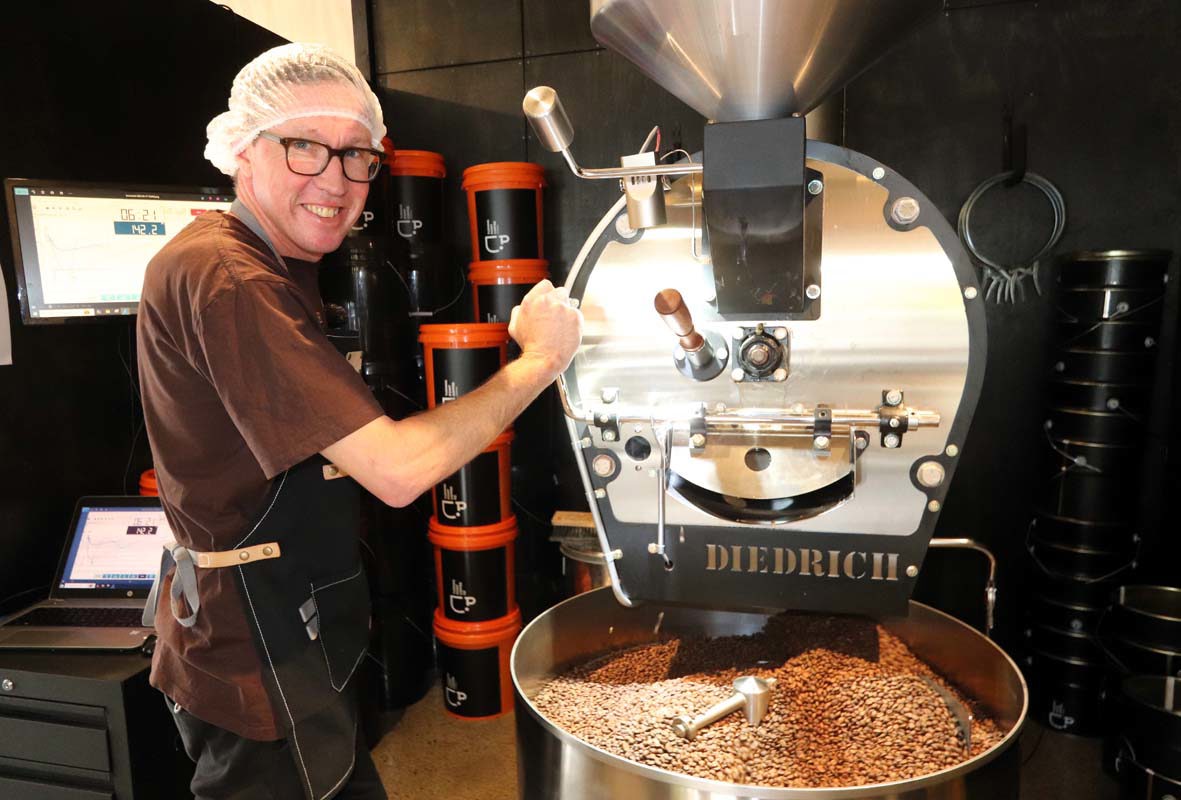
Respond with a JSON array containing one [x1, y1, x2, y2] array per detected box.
[[57, 502, 172, 595]]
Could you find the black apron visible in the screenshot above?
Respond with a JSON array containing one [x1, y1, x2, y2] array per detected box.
[[147, 201, 373, 800]]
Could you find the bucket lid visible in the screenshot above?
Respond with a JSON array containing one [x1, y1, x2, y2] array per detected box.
[[468, 259, 551, 283], [462, 161, 546, 190], [418, 322, 509, 348], [430, 514, 518, 540], [388, 149, 446, 178], [139, 468, 158, 495], [433, 607, 522, 644]]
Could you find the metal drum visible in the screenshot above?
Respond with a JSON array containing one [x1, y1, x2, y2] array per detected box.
[[513, 588, 1027, 800]]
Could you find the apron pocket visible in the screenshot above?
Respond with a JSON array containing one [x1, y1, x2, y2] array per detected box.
[[309, 564, 371, 692]]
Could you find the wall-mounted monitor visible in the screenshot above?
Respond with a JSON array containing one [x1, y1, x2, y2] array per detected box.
[[4, 178, 234, 323]]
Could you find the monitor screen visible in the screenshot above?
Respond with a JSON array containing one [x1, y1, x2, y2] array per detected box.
[[5, 178, 233, 323], [58, 503, 173, 594]]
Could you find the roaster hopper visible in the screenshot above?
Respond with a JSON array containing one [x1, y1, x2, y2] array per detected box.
[[524, 0, 989, 619]]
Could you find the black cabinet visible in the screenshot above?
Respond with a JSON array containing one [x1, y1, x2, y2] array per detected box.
[[0, 653, 192, 799]]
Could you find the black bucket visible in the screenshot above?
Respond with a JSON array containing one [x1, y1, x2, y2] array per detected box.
[[1031, 512, 1138, 554], [1057, 320, 1161, 351], [1057, 249, 1172, 289], [1042, 437, 1142, 476], [1049, 380, 1153, 417], [1113, 738, 1181, 798], [1031, 535, 1138, 580], [1045, 407, 1146, 445], [1105, 633, 1181, 678], [1037, 469, 1139, 523], [419, 323, 509, 409], [1031, 592, 1109, 635], [1026, 648, 1109, 736], [1057, 287, 1165, 324], [1027, 623, 1106, 663], [1112, 586, 1181, 653], [1051, 348, 1157, 384], [1036, 569, 1121, 609], [1114, 676, 1181, 779]]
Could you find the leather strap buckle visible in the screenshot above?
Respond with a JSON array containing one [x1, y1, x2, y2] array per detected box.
[[193, 542, 282, 569]]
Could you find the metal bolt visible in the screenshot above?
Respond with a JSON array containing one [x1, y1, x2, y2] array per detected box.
[[568, 297, 580, 309], [916, 460, 946, 488], [885, 389, 903, 407], [1116, 301, 1130, 314], [634, 424, 643, 433], [928, 499, 941, 513], [814, 435, 831, 451], [883, 433, 901, 449], [888, 417, 901, 429], [1, 679, 12, 692], [791, 403, 806, 415], [593, 488, 607, 499], [714, 402, 727, 413], [1070, 619, 1083, 632], [946, 444, 959, 457], [615, 214, 638, 239], [1106, 397, 1120, 410], [731, 368, 745, 382], [964, 286, 978, 300], [579, 437, 592, 449], [747, 343, 772, 366], [603, 431, 617, 442], [717, 347, 729, 361], [647, 543, 659, 554], [807, 179, 824, 195], [1146, 337, 1157, 348], [774, 327, 788, 340], [906, 565, 919, 578], [805, 284, 821, 300], [599, 414, 610, 423], [1054, 361, 1065, 372], [855, 436, 869, 451], [872, 167, 886, 180], [690, 433, 706, 448], [601, 388, 618, 403], [592, 454, 616, 478], [890, 196, 921, 225], [772, 368, 788, 382], [733, 327, 747, 341]]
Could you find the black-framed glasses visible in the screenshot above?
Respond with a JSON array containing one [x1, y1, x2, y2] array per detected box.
[[257, 131, 383, 183]]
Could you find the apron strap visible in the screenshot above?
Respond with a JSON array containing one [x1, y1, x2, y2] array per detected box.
[[143, 541, 199, 628]]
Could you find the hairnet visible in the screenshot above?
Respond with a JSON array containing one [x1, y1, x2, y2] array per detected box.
[[205, 43, 386, 178]]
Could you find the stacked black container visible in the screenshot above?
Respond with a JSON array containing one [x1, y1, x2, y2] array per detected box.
[[1024, 249, 1172, 736]]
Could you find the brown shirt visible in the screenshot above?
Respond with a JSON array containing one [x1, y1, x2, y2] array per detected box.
[[137, 212, 383, 740]]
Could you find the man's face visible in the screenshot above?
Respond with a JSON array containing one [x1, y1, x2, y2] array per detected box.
[[236, 113, 372, 261]]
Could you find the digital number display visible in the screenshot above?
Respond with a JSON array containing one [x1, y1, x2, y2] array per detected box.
[[113, 221, 165, 236], [126, 525, 158, 536]]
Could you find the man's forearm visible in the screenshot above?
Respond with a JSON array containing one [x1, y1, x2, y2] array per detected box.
[[322, 353, 562, 507]]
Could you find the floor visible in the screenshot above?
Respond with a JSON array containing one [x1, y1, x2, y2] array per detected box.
[[371, 683, 517, 800], [371, 684, 1124, 800]]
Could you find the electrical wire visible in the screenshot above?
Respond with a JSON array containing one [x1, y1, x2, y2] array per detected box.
[[0, 584, 50, 609], [958, 171, 1066, 304]]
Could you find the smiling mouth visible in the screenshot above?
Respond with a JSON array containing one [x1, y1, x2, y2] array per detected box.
[[302, 204, 341, 219]]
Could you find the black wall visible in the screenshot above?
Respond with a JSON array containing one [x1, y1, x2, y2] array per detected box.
[[0, 2, 283, 615], [369, 0, 1180, 645]]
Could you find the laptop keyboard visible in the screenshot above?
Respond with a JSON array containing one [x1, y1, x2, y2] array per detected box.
[[13, 607, 146, 628]]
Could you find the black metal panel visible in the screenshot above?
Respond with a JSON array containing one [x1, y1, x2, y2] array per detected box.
[[523, 48, 706, 281], [523, 0, 600, 57], [379, 61, 527, 317], [372, 0, 523, 73]]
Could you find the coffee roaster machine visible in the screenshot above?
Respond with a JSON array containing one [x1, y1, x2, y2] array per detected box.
[[511, 1, 1029, 798]]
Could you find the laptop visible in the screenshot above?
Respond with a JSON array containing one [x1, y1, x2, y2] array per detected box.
[[0, 496, 171, 650]]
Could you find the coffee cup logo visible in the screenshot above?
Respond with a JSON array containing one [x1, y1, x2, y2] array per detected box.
[[449, 579, 478, 615], [444, 674, 468, 707], [396, 204, 422, 238], [351, 210, 375, 232], [440, 483, 467, 520], [483, 220, 510, 254]]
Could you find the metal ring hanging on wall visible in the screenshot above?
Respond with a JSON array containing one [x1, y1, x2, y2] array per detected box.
[[957, 171, 1067, 303]]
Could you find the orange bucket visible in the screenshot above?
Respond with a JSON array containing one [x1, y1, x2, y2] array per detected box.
[[462, 162, 546, 262], [385, 149, 445, 245], [468, 259, 550, 324], [429, 515, 517, 623], [418, 323, 508, 409], [434, 608, 522, 720], [432, 429, 513, 526], [138, 469, 158, 496]]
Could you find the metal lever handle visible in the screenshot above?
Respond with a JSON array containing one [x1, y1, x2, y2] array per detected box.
[[522, 86, 702, 181], [928, 538, 998, 636], [670, 676, 777, 740]]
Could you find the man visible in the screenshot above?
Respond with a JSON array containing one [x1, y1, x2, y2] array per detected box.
[[137, 43, 581, 800]]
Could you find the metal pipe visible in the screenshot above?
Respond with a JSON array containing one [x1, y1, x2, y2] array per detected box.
[[654, 288, 706, 353], [928, 538, 998, 635]]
